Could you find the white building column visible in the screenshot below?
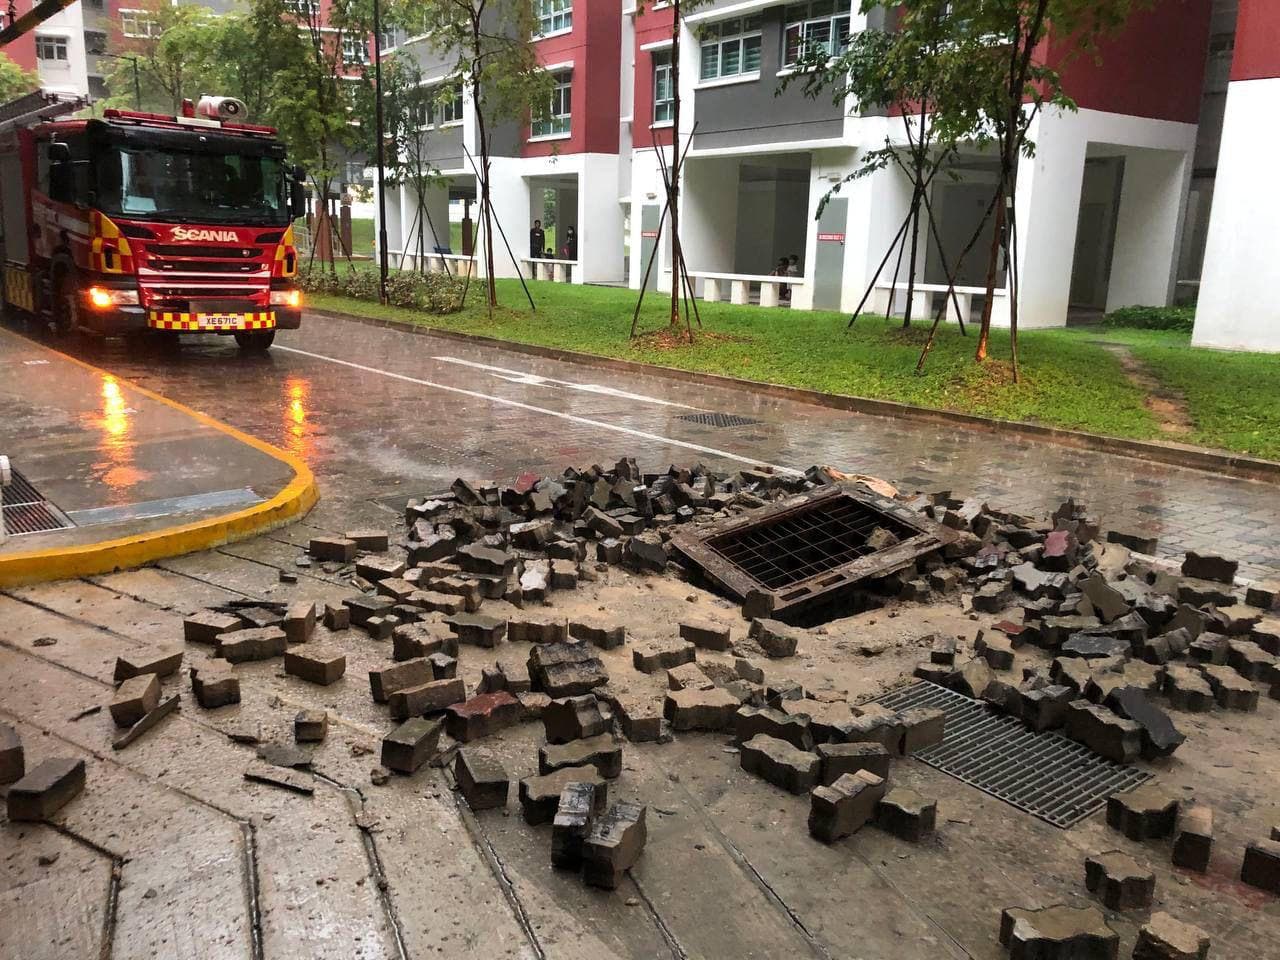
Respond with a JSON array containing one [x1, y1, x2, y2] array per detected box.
[[1106, 148, 1191, 312], [1194, 77, 1280, 352], [579, 154, 625, 284]]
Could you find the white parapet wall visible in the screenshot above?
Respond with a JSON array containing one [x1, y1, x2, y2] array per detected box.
[[1193, 77, 1280, 353]]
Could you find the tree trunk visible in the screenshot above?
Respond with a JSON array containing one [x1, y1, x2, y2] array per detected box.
[[974, 193, 1004, 363], [903, 182, 922, 329], [667, 0, 682, 330]]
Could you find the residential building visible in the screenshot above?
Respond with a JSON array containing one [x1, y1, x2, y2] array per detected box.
[[376, 0, 1277, 352], [3, 0, 115, 102]]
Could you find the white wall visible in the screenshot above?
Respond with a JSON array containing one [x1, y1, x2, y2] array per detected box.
[[682, 156, 739, 275], [1106, 148, 1190, 312], [1194, 77, 1280, 353], [579, 153, 625, 283]]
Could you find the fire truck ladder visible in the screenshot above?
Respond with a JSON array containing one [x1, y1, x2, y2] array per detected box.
[[0, 89, 86, 135]]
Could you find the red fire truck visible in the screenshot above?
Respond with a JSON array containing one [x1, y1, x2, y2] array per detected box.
[[0, 91, 306, 350]]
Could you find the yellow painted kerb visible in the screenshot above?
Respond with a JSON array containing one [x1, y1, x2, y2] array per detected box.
[[0, 341, 318, 587]]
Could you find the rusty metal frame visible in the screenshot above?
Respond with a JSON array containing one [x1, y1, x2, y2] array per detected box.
[[670, 483, 956, 620]]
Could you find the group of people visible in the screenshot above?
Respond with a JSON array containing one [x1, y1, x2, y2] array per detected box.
[[771, 254, 801, 301], [529, 219, 577, 261]]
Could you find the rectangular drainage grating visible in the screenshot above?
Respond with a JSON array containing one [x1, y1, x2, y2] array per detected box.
[[2, 468, 75, 536], [873, 681, 1150, 829], [670, 483, 955, 622], [676, 412, 763, 428]]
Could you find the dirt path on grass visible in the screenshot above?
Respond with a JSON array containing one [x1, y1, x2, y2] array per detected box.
[[1096, 341, 1194, 436]]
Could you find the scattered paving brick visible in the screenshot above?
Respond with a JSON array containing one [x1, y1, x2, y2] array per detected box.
[[1065, 700, 1142, 764], [109, 673, 160, 728], [283, 647, 346, 686], [1162, 666, 1215, 712], [388, 678, 467, 721], [1061, 634, 1131, 660], [1106, 530, 1158, 554], [183, 610, 242, 645], [735, 657, 765, 684], [392, 623, 456, 661], [427, 652, 458, 681], [1084, 850, 1156, 910], [444, 613, 507, 648], [1181, 551, 1237, 584], [1240, 839, 1280, 894], [509, 617, 569, 644], [1133, 913, 1210, 960], [632, 638, 696, 674], [897, 707, 945, 754], [831, 712, 903, 753], [1193, 663, 1260, 711], [735, 705, 814, 751], [113, 645, 184, 684], [322, 603, 351, 631], [344, 593, 396, 628], [817, 742, 891, 786], [381, 717, 444, 774], [0, 724, 23, 784], [875, 787, 936, 842], [519, 765, 608, 825], [446, 691, 522, 743], [6, 758, 86, 822], [356, 554, 407, 583], [679, 620, 731, 652], [516, 691, 552, 721], [740, 734, 821, 794], [551, 781, 600, 870], [409, 590, 466, 616], [528, 642, 609, 697], [190, 664, 241, 708], [748, 618, 801, 658], [454, 749, 510, 810], [1103, 687, 1185, 760], [282, 601, 316, 645], [1226, 638, 1277, 681], [543, 695, 608, 743], [1171, 804, 1213, 873], [602, 691, 664, 743], [429, 577, 483, 612], [540, 733, 623, 779], [949, 659, 995, 699], [294, 709, 328, 743], [568, 621, 625, 650], [369, 658, 434, 703], [1107, 783, 1179, 841], [930, 635, 957, 666], [1019, 684, 1075, 732], [243, 760, 315, 796], [309, 536, 357, 562], [976, 633, 1015, 670], [808, 770, 886, 843], [623, 534, 667, 573], [666, 661, 714, 691], [664, 686, 740, 731], [345, 529, 390, 552], [998, 904, 1118, 960], [548, 559, 578, 590], [582, 802, 648, 890], [781, 698, 856, 744], [1188, 632, 1229, 665], [376, 578, 417, 603]]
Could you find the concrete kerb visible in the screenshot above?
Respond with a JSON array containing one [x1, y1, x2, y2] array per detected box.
[[0, 341, 318, 588], [310, 308, 1280, 486]]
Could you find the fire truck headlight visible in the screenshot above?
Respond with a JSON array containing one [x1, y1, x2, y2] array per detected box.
[[87, 287, 139, 308], [270, 289, 302, 309]]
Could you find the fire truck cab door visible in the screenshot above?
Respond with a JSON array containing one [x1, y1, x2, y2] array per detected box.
[[0, 148, 27, 265]]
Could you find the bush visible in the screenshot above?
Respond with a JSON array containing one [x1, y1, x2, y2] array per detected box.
[[1101, 305, 1195, 332], [297, 267, 465, 315]]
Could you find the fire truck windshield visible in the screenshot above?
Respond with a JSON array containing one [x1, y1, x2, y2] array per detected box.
[[95, 145, 291, 227]]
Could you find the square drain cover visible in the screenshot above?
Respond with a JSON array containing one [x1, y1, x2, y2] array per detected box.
[[873, 681, 1150, 828], [2, 468, 74, 536]]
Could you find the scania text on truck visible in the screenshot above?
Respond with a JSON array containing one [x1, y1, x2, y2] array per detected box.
[[0, 92, 307, 351]]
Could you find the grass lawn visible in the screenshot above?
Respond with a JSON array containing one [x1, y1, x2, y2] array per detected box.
[[349, 219, 470, 257], [304, 277, 1280, 460]]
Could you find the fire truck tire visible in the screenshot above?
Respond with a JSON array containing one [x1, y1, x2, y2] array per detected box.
[[234, 330, 275, 351]]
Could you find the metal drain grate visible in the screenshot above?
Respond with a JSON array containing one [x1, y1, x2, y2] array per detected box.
[[676, 412, 762, 428], [2, 468, 74, 536], [874, 682, 1150, 828]]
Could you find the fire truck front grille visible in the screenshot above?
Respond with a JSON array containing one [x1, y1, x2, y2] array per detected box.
[[143, 285, 264, 309], [147, 259, 267, 274], [148, 245, 263, 259]]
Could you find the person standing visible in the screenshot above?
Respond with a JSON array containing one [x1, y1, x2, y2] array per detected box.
[[530, 219, 545, 258], [563, 225, 578, 261]]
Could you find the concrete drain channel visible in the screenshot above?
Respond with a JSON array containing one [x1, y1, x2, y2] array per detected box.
[[874, 682, 1151, 829], [1, 467, 74, 536]]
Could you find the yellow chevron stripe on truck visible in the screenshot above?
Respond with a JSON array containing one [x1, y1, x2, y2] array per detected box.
[[146, 311, 275, 331]]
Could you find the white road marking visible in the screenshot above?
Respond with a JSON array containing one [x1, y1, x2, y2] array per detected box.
[[431, 355, 701, 409], [275, 345, 799, 474]]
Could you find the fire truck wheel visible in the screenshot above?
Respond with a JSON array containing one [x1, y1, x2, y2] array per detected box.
[[234, 330, 275, 351]]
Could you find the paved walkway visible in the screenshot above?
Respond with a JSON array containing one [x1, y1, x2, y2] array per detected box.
[[0, 327, 297, 553], [35, 310, 1280, 580]]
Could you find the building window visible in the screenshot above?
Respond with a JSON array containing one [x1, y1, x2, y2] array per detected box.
[[343, 35, 369, 65], [283, 0, 318, 18], [379, 26, 401, 51], [84, 31, 108, 56], [699, 16, 762, 81], [120, 10, 160, 38], [783, 1, 851, 66], [35, 35, 68, 61], [533, 0, 572, 37], [438, 85, 464, 124], [653, 53, 673, 124], [532, 71, 570, 138]]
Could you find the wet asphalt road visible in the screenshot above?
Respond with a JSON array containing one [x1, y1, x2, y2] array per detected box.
[[19, 309, 1280, 579]]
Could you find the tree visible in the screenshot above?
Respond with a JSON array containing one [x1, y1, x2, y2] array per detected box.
[[0, 55, 39, 104], [419, 0, 553, 313], [104, 0, 224, 114], [786, 1, 995, 333]]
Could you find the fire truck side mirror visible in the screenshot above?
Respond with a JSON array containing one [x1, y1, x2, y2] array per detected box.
[[290, 179, 306, 220]]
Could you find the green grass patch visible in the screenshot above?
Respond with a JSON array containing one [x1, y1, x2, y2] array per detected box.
[[307, 278, 1169, 444]]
